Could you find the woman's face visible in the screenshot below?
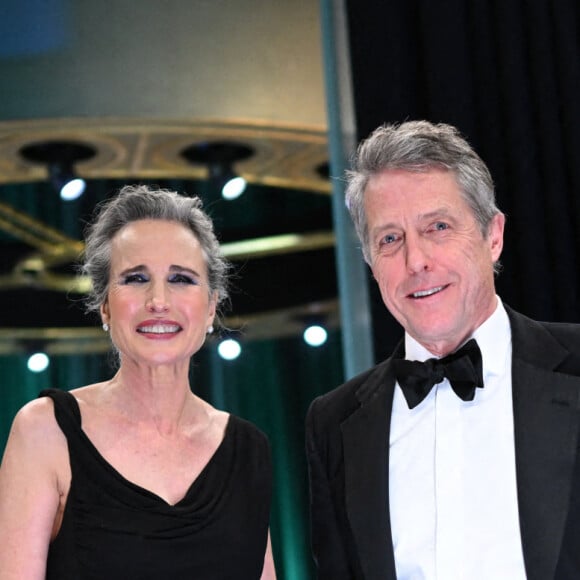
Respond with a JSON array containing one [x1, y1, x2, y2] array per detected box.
[[100, 219, 216, 368]]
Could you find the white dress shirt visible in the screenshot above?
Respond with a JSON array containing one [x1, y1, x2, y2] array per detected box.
[[389, 299, 527, 579]]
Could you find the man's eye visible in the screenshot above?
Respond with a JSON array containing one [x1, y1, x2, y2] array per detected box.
[[381, 233, 398, 245], [433, 222, 449, 231]]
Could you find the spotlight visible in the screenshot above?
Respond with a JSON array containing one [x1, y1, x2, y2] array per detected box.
[[181, 141, 254, 200], [296, 312, 329, 347], [303, 324, 328, 347], [217, 337, 242, 361], [50, 166, 86, 201], [27, 351, 50, 373], [20, 140, 96, 201], [220, 174, 247, 201]]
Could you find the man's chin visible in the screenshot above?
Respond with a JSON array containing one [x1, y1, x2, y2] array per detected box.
[[407, 323, 462, 353]]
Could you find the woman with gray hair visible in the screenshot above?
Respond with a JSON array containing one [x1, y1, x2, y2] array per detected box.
[[0, 185, 276, 579]]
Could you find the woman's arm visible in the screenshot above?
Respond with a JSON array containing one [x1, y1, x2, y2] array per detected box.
[[0, 399, 66, 579]]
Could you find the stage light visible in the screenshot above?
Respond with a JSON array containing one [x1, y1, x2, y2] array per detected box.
[[217, 338, 242, 360], [27, 351, 50, 373], [303, 324, 328, 347], [49, 161, 87, 200], [181, 141, 254, 200], [220, 173, 247, 200], [19, 140, 96, 201]]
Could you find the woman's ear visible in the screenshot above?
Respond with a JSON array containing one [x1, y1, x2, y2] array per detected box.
[[208, 291, 218, 324], [100, 301, 109, 326]]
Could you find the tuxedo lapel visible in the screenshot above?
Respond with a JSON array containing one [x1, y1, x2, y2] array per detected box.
[[341, 359, 398, 580], [508, 309, 580, 580]]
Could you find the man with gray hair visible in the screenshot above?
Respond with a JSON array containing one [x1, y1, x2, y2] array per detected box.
[[306, 120, 580, 580]]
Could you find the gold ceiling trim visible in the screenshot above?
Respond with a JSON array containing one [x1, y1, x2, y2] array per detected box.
[[221, 231, 335, 260], [0, 327, 111, 356], [0, 117, 331, 194], [0, 201, 83, 260]]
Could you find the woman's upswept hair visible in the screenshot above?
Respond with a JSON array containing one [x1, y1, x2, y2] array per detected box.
[[81, 184, 229, 314]]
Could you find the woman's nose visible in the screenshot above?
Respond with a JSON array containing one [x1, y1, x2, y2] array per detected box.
[[146, 285, 169, 312]]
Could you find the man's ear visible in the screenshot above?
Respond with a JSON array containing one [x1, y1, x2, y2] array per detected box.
[[488, 212, 505, 263]]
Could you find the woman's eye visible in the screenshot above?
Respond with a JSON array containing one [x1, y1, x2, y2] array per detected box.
[[169, 273, 198, 285], [122, 273, 147, 284]]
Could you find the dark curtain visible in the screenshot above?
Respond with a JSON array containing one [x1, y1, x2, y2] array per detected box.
[[344, 0, 580, 359]]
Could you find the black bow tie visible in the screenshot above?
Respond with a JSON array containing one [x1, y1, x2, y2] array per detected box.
[[393, 338, 484, 409]]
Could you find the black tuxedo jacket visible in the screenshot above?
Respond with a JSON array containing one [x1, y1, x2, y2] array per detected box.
[[306, 307, 580, 579]]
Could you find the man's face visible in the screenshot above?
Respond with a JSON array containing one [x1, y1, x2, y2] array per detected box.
[[364, 168, 504, 356]]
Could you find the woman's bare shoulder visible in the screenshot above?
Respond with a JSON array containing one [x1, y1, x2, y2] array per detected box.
[[11, 396, 59, 433], [0, 396, 69, 577], [6, 396, 68, 462], [6, 384, 105, 470]]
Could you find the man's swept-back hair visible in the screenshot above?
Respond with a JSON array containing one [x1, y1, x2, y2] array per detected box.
[[345, 120, 501, 262]]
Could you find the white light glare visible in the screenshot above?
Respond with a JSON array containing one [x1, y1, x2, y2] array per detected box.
[[217, 338, 242, 360], [27, 352, 50, 373], [60, 178, 86, 201], [221, 176, 247, 200], [303, 325, 328, 347]]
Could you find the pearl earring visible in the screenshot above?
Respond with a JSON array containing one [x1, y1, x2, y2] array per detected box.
[[102, 323, 109, 332], [207, 325, 214, 334]]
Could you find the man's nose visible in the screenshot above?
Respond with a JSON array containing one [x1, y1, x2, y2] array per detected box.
[[405, 235, 431, 274]]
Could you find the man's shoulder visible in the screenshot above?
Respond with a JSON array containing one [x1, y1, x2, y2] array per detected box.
[[507, 305, 580, 344], [307, 358, 392, 423], [507, 305, 580, 371], [537, 319, 580, 341]]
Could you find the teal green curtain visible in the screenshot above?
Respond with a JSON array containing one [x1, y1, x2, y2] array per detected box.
[[0, 355, 50, 448], [0, 353, 109, 449], [0, 331, 343, 580], [195, 330, 344, 580]]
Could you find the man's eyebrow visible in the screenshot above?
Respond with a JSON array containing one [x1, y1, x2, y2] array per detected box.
[[419, 207, 453, 220], [369, 208, 453, 236]]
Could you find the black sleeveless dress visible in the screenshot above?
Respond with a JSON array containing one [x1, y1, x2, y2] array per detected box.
[[40, 389, 272, 580]]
